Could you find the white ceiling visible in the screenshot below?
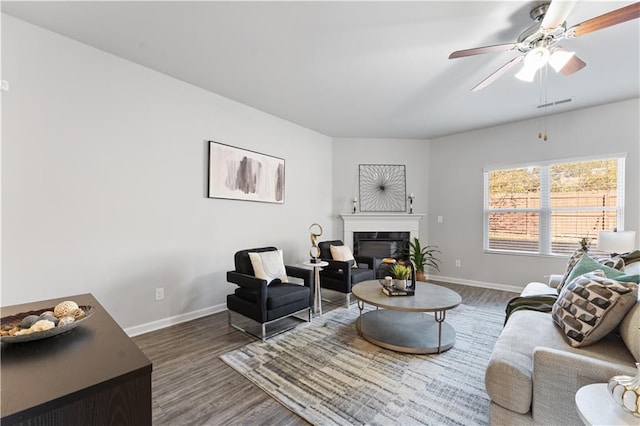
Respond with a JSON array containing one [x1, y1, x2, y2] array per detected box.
[[3, 1, 639, 139]]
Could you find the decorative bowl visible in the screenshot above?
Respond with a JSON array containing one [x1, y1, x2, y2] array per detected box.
[[1, 305, 95, 343]]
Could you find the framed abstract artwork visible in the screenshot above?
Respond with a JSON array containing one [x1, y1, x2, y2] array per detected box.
[[208, 141, 285, 203], [359, 164, 406, 212]]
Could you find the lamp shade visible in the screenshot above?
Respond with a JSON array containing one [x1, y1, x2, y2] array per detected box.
[[597, 231, 636, 254]]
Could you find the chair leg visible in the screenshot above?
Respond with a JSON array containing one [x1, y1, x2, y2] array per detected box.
[[262, 323, 266, 343], [308, 307, 312, 323], [346, 292, 351, 308]]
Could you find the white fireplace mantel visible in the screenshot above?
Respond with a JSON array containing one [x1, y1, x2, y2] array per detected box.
[[340, 214, 424, 251]]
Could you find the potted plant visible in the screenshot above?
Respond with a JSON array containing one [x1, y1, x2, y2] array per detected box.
[[408, 238, 441, 281], [390, 264, 411, 289]]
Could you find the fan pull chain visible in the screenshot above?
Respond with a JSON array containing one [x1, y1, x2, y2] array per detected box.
[[538, 65, 548, 141]]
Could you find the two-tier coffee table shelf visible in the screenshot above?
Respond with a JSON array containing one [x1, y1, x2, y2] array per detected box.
[[352, 280, 462, 354]]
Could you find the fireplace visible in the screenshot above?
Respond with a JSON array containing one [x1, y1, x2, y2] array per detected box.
[[341, 214, 423, 254], [353, 232, 410, 260], [342, 214, 424, 279]]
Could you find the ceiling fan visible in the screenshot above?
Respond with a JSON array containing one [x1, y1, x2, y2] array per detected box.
[[449, 1, 640, 92]]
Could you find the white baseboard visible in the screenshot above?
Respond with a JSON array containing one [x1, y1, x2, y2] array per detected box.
[[124, 303, 227, 337], [427, 274, 523, 294], [125, 277, 522, 337]]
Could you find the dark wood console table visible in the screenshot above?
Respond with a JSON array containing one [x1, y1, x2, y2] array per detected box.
[[1, 293, 152, 426]]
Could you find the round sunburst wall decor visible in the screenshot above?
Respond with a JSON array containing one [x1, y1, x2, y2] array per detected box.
[[358, 164, 406, 212]]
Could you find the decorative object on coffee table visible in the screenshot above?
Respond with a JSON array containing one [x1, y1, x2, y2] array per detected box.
[[608, 363, 640, 417], [358, 164, 406, 212], [391, 263, 411, 289]]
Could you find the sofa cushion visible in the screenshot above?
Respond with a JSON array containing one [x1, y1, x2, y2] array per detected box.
[[235, 282, 309, 309], [552, 272, 638, 347], [620, 301, 640, 362]]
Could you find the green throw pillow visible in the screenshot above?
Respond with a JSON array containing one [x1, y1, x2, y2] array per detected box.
[[565, 255, 639, 285]]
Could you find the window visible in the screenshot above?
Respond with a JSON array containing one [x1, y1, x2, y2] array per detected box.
[[484, 156, 625, 255]]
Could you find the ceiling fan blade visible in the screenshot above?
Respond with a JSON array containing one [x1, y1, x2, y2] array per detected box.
[[471, 56, 524, 92], [568, 2, 640, 38], [541, 0, 578, 30], [449, 43, 516, 59], [560, 54, 586, 76]]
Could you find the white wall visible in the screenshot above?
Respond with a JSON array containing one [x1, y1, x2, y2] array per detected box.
[[428, 99, 640, 290], [331, 138, 430, 239], [1, 15, 333, 332]]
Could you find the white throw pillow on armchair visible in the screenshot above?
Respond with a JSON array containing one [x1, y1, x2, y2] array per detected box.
[[330, 244, 358, 268], [249, 250, 288, 284]]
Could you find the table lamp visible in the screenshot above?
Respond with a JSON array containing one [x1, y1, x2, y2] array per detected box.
[[597, 230, 636, 256]]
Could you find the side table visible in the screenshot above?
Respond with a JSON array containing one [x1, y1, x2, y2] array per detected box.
[[303, 260, 329, 315], [1, 293, 152, 426], [575, 383, 637, 426]]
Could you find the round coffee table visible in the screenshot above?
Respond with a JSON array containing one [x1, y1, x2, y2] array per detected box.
[[352, 280, 462, 354]]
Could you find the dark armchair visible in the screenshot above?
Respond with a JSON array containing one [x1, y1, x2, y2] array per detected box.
[[318, 240, 375, 307], [226, 247, 313, 341]]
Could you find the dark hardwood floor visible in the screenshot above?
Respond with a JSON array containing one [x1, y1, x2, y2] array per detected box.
[[132, 282, 517, 425]]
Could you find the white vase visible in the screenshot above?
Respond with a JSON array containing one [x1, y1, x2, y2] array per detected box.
[[395, 279, 407, 290], [608, 362, 640, 417]]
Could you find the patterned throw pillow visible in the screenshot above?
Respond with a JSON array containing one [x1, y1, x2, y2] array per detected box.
[[248, 250, 288, 284], [621, 250, 640, 266], [552, 271, 638, 347], [558, 249, 587, 290]]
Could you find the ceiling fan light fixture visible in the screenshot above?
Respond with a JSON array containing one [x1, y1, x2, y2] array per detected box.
[[515, 64, 538, 82], [524, 46, 551, 69], [548, 49, 576, 72]]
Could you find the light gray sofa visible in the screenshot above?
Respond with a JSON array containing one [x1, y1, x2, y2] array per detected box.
[[485, 264, 639, 425]]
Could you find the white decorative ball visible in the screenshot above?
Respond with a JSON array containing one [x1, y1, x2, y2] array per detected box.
[[54, 301, 79, 318]]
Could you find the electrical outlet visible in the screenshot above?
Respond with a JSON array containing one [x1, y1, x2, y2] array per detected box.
[[455, 259, 461, 268], [155, 287, 164, 301], [437, 216, 443, 223]]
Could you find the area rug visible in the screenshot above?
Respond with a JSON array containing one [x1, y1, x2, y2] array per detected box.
[[220, 304, 504, 426]]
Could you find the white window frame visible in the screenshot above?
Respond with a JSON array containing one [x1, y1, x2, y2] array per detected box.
[[483, 154, 626, 256]]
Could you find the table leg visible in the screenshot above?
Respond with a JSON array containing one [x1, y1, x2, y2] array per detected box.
[[313, 266, 322, 315], [357, 300, 365, 336], [434, 310, 446, 354]]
